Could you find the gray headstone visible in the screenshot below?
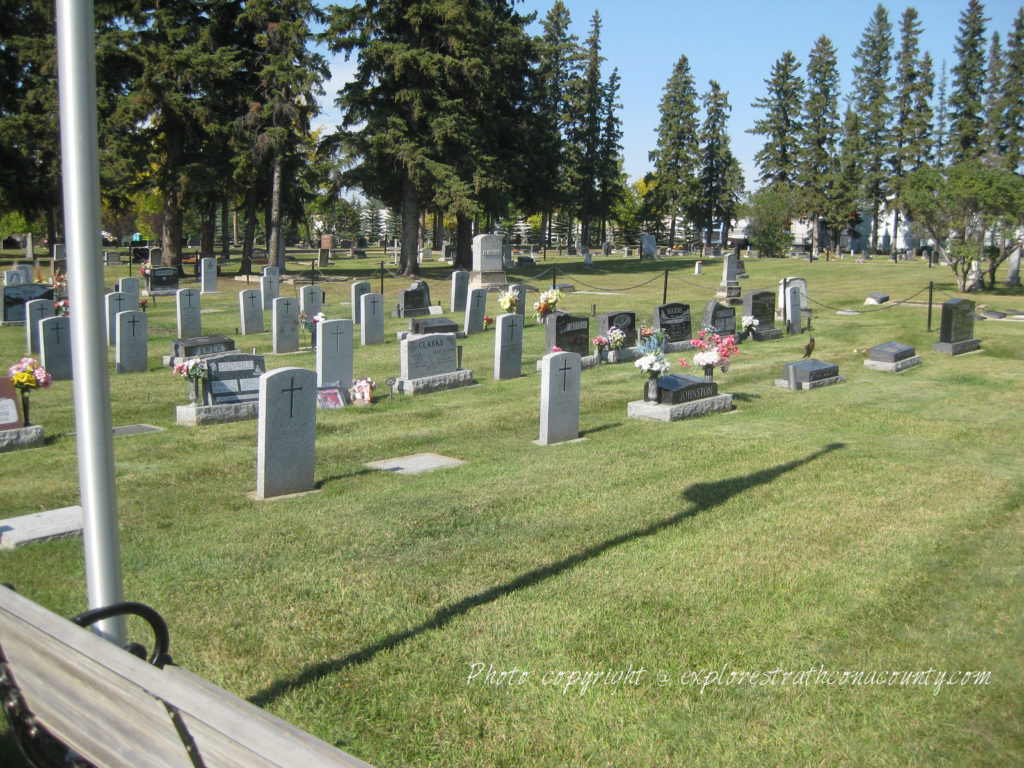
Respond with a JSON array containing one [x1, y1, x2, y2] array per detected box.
[[507, 284, 528, 320], [538, 351, 581, 445], [782, 359, 839, 384], [472, 233, 504, 272], [778, 277, 808, 311], [262, 266, 280, 277], [147, 266, 178, 295], [742, 291, 775, 330], [4, 269, 26, 286], [1005, 247, 1021, 287], [640, 234, 657, 260], [39, 316, 72, 380], [3, 284, 54, 323], [200, 257, 218, 293], [351, 281, 371, 323], [657, 374, 718, 404], [176, 288, 202, 339], [115, 310, 148, 373], [450, 270, 470, 312], [654, 303, 691, 343], [597, 311, 638, 347], [869, 342, 916, 363], [170, 334, 234, 358], [786, 286, 803, 334], [205, 351, 265, 404], [272, 296, 300, 353], [299, 284, 325, 317], [494, 313, 523, 380], [105, 291, 131, 344], [939, 299, 976, 343], [316, 319, 353, 389], [722, 252, 737, 282], [117, 277, 140, 308], [239, 289, 264, 335], [397, 282, 430, 318], [401, 333, 458, 379], [701, 301, 736, 337], [24, 299, 54, 353], [256, 367, 317, 500], [464, 288, 487, 335], [260, 273, 280, 310], [360, 292, 385, 346]]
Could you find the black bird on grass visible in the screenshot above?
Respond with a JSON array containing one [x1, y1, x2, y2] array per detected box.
[[802, 335, 815, 358]]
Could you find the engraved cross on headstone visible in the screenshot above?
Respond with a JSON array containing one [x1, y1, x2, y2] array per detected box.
[[281, 376, 303, 418], [281, 299, 293, 314], [247, 292, 258, 309], [368, 295, 381, 314], [559, 359, 572, 390], [181, 291, 194, 308], [328, 323, 344, 352], [48, 322, 64, 344], [126, 315, 141, 336], [113, 293, 127, 311], [507, 316, 520, 342]]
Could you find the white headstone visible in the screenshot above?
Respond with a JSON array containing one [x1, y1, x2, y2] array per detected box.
[[786, 286, 803, 334], [256, 367, 317, 499], [200, 257, 218, 293], [360, 292, 385, 346], [15, 264, 33, 283], [508, 283, 527, 320], [464, 288, 487, 335], [538, 351, 581, 445], [1006, 246, 1021, 287], [777, 277, 808, 310], [316, 318, 353, 389], [25, 232, 34, 259], [260, 273, 279, 310], [450, 270, 470, 312], [24, 299, 54, 354], [4, 269, 26, 286], [237, 289, 262, 335], [351, 281, 371, 324], [115, 310, 148, 373], [176, 288, 202, 339], [494, 313, 523, 380], [105, 291, 131, 345], [117, 277, 140, 308], [272, 296, 300, 354], [39, 316, 72, 380], [472, 234, 504, 272], [299, 284, 325, 317], [262, 266, 280, 277], [722, 252, 737, 282]]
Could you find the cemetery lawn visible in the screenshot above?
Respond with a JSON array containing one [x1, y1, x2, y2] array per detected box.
[[1, 250, 1023, 767]]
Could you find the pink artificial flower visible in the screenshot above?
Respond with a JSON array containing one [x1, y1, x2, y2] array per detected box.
[[550, 346, 562, 352]]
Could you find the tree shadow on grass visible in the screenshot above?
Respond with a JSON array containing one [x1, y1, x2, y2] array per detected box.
[[249, 441, 846, 707]]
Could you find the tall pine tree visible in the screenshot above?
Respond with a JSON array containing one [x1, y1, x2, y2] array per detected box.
[[798, 36, 840, 254], [982, 31, 1005, 165], [949, 0, 988, 162], [1003, 8, 1024, 172], [695, 81, 743, 248], [749, 50, 804, 189]]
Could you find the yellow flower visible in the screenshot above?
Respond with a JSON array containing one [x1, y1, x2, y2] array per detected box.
[[12, 371, 37, 388]]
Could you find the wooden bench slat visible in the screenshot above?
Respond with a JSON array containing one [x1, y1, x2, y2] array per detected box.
[[0, 588, 374, 768]]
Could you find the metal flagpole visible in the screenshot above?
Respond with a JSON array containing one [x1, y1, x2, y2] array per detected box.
[[56, 0, 126, 644]]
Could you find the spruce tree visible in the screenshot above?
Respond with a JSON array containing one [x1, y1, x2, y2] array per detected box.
[[829, 108, 867, 254], [982, 31, 1005, 164], [648, 53, 700, 247], [949, 0, 988, 162], [749, 50, 804, 189], [1003, 9, 1024, 172], [850, 3, 894, 252], [935, 59, 951, 166], [696, 81, 743, 249], [798, 36, 841, 254], [596, 68, 625, 244]]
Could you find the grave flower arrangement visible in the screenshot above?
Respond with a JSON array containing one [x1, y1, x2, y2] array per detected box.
[[679, 329, 739, 381], [7, 357, 51, 426], [172, 357, 209, 381], [299, 311, 326, 345], [638, 326, 667, 350], [139, 260, 152, 278], [634, 351, 670, 379], [607, 326, 626, 350], [592, 334, 609, 351], [498, 289, 518, 313], [741, 315, 759, 333], [54, 299, 70, 316], [483, 315, 493, 330], [533, 288, 561, 321], [350, 376, 376, 403], [138, 298, 148, 312], [53, 274, 68, 295]]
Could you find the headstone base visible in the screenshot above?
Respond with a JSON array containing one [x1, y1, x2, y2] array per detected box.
[[751, 328, 783, 341], [0, 506, 82, 549], [0, 425, 45, 452], [715, 283, 742, 304], [931, 339, 981, 355], [175, 402, 259, 426], [395, 369, 474, 395], [467, 271, 509, 291], [627, 394, 734, 421], [0, 321, 26, 327], [863, 356, 921, 373], [774, 375, 846, 390]]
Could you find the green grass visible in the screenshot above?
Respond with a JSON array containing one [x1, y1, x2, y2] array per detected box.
[[1, 250, 1022, 767]]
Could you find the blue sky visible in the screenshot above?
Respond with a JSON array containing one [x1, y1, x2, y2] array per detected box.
[[316, 0, 1023, 192]]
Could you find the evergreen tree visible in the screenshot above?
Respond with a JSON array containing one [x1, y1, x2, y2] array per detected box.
[[798, 35, 841, 254], [982, 31, 1005, 164], [696, 81, 743, 248], [648, 53, 700, 246], [949, 0, 988, 162], [850, 3, 894, 252], [935, 59, 951, 166], [749, 50, 804, 189], [829, 108, 867, 254], [596, 68, 625, 244], [1003, 9, 1024, 172], [891, 8, 935, 250]]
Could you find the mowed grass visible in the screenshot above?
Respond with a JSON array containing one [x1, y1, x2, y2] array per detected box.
[[1, 250, 1022, 767]]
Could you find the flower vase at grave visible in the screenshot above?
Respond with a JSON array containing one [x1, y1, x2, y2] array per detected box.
[[188, 378, 199, 403], [20, 391, 31, 427], [608, 350, 620, 364], [703, 364, 715, 383], [644, 376, 660, 402]]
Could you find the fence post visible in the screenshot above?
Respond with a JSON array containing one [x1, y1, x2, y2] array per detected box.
[[663, 269, 668, 305], [380, 261, 385, 296], [927, 281, 933, 332], [552, 265, 557, 291]]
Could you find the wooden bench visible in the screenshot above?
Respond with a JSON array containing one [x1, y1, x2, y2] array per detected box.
[[0, 586, 374, 768]]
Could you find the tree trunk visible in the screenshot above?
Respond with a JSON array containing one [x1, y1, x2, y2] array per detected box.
[[668, 211, 676, 249], [220, 200, 231, 260], [268, 156, 283, 270], [162, 117, 185, 267], [45, 206, 57, 259], [200, 207, 215, 258], [456, 212, 473, 270], [400, 177, 420, 277]]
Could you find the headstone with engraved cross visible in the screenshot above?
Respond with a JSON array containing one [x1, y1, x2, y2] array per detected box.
[[450, 270, 470, 312], [39, 315, 72, 380], [260, 272, 280, 310], [256, 367, 317, 499], [351, 281, 370, 324], [176, 288, 201, 339], [272, 296, 300, 353], [105, 291, 130, 345], [24, 299, 54, 354], [200, 257, 218, 294], [464, 288, 487, 335], [300, 284, 325, 318], [537, 350, 581, 445], [494, 313, 523, 380], [316, 318, 353, 389], [117, 277, 140, 309], [115, 310, 148, 373], [360, 292, 384, 346], [239, 289, 264, 335]]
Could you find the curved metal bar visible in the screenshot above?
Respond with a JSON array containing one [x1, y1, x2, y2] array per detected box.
[[71, 602, 172, 668]]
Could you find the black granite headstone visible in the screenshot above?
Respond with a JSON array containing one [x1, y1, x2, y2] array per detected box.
[[545, 313, 590, 356], [869, 342, 916, 363], [3, 284, 54, 323], [410, 317, 459, 335], [701, 301, 736, 336], [148, 266, 179, 295], [397, 283, 431, 317], [939, 299, 975, 343], [171, 334, 235, 358], [783, 359, 839, 384], [653, 303, 691, 343], [597, 311, 637, 347], [657, 374, 718, 404]]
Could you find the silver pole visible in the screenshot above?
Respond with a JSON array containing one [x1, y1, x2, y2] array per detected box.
[[56, 0, 126, 644]]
